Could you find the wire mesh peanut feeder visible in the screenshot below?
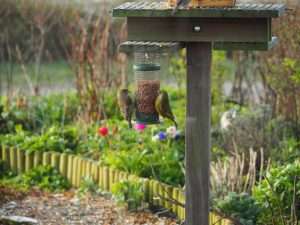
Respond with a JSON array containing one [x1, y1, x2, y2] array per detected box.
[[134, 52, 160, 124]]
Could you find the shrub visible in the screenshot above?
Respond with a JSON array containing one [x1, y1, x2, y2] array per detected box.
[[77, 177, 99, 198], [253, 160, 300, 225], [1, 165, 70, 191], [112, 180, 145, 211], [215, 192, 262, 225]]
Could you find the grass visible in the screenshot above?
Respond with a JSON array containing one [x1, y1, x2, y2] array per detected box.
[[0, 55, 237, 96], [0, 60, 74, 93]]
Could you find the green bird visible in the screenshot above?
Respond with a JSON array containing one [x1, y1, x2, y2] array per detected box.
[[117, 89, 133, 129], [155, 90, 177, 128]]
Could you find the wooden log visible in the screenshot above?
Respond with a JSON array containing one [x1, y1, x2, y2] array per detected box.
[[25, 151, 34, 172], [142, 178, 150, 202], [172, 187, 179, 215], [210, 213, 214, 224], [109, 168, 115, 192], [103, 167, 109, 191], [153, 181, 159, 206], [86, 160, 92, 179], [179, 191, 185, 220], [9, 147, 17, 173], [76, 158, 83, 186], [92, 162, 99, 182], [17, 149, 25, 174], [33, 151, 43, 168], [123, 172, 129, 180], [149, 180, 154, 204], [59, 153, 68, 178], [67, 155, 74, 183], [128, 174, 135, 181], [81, 159, 87, 179], [99, 166, 103, 189], [42, 152, 51, 167], [165, 185, 173, 209], [72, 157, 78, 186], [186, 42, 212, 225], [114, 169, 121, 184], [51, 152, 60, 171], [158, 183, 164, 207], [2, 146, 10, 170]]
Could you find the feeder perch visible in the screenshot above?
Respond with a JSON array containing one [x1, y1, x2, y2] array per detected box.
[[119, 41, 185, 125]]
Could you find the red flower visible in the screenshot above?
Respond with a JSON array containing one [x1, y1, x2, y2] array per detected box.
[[98, 127, 108, 136]]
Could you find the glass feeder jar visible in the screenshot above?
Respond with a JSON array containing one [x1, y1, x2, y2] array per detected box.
[[134, 52, 160, 124]]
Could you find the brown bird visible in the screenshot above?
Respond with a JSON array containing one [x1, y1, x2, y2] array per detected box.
[[117, 89, 133, 129], [155, 90, 177, 128]]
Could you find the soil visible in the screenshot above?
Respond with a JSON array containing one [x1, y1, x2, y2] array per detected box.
[[0, 186, 179, 225]]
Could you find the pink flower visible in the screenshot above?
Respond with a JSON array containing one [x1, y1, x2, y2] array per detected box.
[[135, 124, 147, 131], [98, 127, 108, 136], [166, 126, 177, 136]]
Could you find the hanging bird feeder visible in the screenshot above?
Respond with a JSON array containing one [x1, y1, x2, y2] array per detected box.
[[119, 41, 185, 125], [134, 52, 160, 124]]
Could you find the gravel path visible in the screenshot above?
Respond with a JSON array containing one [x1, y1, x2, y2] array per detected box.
[[0, 187, 179, 225]]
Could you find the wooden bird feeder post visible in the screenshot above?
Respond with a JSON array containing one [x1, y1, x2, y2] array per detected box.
[[112, 2, 285, 224]]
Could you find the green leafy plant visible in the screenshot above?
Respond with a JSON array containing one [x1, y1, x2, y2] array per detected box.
[[1, 165, 70, 191], [253, 160, 300, 225], [77, 177, 99, 198], [112, 180, 146, 211], [215, 192, 262, 225]]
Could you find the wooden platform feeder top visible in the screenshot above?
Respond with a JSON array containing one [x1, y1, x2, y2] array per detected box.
[[112, 2, 285, 18], [113, 2, 285, 51]]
